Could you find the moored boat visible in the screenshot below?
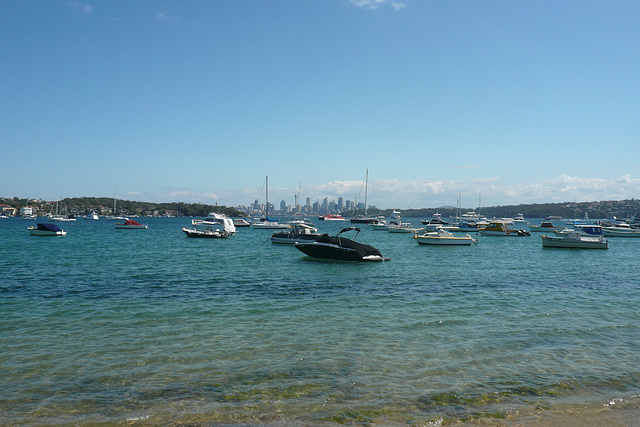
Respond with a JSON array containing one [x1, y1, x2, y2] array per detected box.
[[28, 223, 67, 236], [602, 223, 640, 237], [182, 226, 231, 238], [415, 227, 477, 245], [480, 221, 530, 236], [318, 214, 346, 221], [115, 219, 148, 229], [271, 223, 322, 244], [541, 230, 608, 249], [191, 212, 236, 235], [294, 227, 389, 261], [421, 213, 448, 226], [232, 218, 251, 228], [83, 212, 100, 220], [529, 221, 563, 232]]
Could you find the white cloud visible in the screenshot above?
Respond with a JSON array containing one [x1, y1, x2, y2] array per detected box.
[[346, 0, 405, 10], [156, 11, 181, 22], [129, 174, 640, 210], [68, 2, 92, 14]]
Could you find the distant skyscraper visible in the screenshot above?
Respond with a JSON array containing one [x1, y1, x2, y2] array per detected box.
[[338, 197, 344, 212]]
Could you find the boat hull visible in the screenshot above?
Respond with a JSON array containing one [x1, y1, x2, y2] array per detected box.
[[415, 236, 476, 245], [541, 235, 608, 249], [602, 228, 640, 237], [28, 229, 66, 236], [295, 242, 385, 261], [182, 227, 229, 238]]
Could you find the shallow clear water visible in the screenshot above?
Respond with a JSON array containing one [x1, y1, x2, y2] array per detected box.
[[1, 217, 639, 425]]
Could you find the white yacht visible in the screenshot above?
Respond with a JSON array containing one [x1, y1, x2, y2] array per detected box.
[[191, 212, 237, 235]]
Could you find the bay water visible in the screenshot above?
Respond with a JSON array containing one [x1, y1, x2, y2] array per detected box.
[[1, 217, 639, 425]]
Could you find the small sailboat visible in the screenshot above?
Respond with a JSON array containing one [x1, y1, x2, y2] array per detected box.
[[252, 176, 288, 229], [350, 169, 381, 224]]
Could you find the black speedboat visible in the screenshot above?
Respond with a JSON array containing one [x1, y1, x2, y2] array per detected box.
[[294, 227, 389, 261]]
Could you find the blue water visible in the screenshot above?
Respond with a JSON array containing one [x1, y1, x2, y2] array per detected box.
[[1, 217, 639, 425]]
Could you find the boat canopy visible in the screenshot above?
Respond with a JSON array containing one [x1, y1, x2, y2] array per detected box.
[[124, 220, 143, 226], [36, 223, 62, 232]]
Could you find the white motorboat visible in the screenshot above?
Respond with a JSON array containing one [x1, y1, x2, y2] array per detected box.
[[192, 212, 236, 235], [232, 218, 251, 228], [182, 225, 230, 238], [541, 230, 608, 249], [371, 210, 403, 231], [252, 220, 290, 229], [84, 212, 100, 220], [554, 224, 602, 237], [415, 227, 477, 245], [28, 223, 67, 236], [115, 219, 148, 229], [421, 213, 448, 226], [49, 215, 76, 222], [511, 213, 528, 224], [271, 223, 322, 244], [602, 223, 640, 237], [388, 224, 421, 233]]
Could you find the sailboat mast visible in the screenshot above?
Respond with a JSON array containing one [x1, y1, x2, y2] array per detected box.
[[364, 169, 368, 216], [265, 176, 269, 217]]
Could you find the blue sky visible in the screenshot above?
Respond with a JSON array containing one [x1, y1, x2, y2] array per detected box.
[[2, 0, 639, 210]]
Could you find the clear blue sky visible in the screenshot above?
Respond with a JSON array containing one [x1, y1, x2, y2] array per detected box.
[[2, 0, 639, 209]]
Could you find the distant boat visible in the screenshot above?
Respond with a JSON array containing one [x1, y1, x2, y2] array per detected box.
[[421, 213, 448, 226], [105, 191, 127, 220], [182, 225, 231, 238], [49, 199, 76, 222], [294, 227, 389, 262], [318, 214, 346, 221], [480, 221, 530, 236], [529, 221, 563, 232], [371, 210, 402, 230], [252, 176, 288, 229], [232, 218, 251, 228], [191, 212, 236, 235], [83, 212, 100, 220], [602, 223, 640, 237], [271, 223, 322, 244], [350, 169, 381, 224], [542, 230, 608, 249], [28, 223, 67, 236], [415, 227, 477, 245], [115, 219, 148, 229]]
